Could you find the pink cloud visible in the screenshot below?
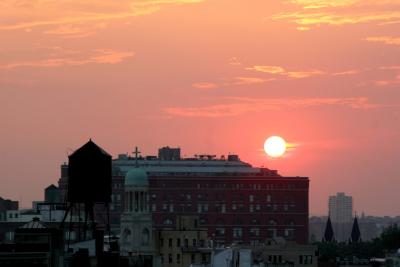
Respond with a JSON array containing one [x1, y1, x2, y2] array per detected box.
[[0, 48, 134, 69], [166, 97, 383, 117], [192, 82, 219, 89], [366, 36, 400, 46]]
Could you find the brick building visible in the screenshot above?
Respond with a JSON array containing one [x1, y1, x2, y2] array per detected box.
[[59, 147, 309, 245]]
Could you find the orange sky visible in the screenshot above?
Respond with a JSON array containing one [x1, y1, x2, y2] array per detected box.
[[1, 0, 400, 215]]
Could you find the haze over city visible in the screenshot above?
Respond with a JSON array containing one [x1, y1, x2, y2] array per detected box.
[[1, 0, 400, 216]]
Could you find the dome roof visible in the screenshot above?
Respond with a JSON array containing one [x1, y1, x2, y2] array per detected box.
[[125, 168, 148, 186]]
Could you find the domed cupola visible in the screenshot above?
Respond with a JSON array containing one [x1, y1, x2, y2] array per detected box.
[[125, 168, 148, 187]]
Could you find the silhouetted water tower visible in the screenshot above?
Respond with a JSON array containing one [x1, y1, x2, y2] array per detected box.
[[61, 139, 112, 241]]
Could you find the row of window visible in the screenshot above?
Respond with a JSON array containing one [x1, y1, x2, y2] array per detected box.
[[160, 238, 205, 248], [153, 203, 296, 213], [160, 253, 207, 265], [162, 218, 296, 226], [153, 193, 293, 202], [158, 183, 298, 190], [217, 228, 295, 238]]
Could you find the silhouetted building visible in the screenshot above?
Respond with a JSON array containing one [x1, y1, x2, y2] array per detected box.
[[0, 217, 63, 267], [158, 216, 211, 267], [60, 147, 310, 245], [158, 147, 181, 161], [0, 197, 18, 222], [329, 192, 353, 242], [323, 217, 335, 242], [45, 184, 60, 203], [120, 168, 156, 266], [351, 216, 361, 243], [114, 148, 309, 245]]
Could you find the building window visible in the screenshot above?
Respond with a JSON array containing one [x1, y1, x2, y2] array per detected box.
[[232, 204, 237, 210], [267, 229, 277, 238], [221, 204, 226, 213], [168, 254, 172, 264], [169, 238, 172, 248], [233, 228, 243, 238], [160, 238, 164, 247], [284, 229, 295, 238], [198, 204, 208, 213], [299, 255, 313, 265], [177, 238, 181, 247], [151, 194, 156, 200], [250, 228, 260, 237], [249, 205, 254, 212], [202, 254, 207, 264], [249, 195, 254, 202], [216, 228, 225, 236], [268, 219, 277, 225], [191, 254, 195, 264], [163, 218, 173, 225], [186, 194, 191, 200], [160, 253, 164, 263], [169, 204, 174, 212], [193, 239, 197, 247], [163, 203, 168, 211], [151, 204, 156, 212], [142, 228, 150, 245], [177, 254, 181, 264], [184, 239, 189, 248], [267, 195, 271, 202]]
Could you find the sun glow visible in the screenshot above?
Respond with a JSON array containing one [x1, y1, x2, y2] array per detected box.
[[264, 136, 287, 158]]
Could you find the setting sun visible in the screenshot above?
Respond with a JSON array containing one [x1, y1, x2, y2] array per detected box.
[[264, 136, 287, 158]]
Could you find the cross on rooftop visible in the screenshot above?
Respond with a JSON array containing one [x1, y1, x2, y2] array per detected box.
[[133, 146, 141, 167]]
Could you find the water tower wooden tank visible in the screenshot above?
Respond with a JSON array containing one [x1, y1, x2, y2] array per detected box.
[[67, 139, 112, 203]]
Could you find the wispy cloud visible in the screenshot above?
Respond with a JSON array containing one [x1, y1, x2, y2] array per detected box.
[[272, 11, 400, 27], [366, 36, 400, 46], [373, 74, 400, 87], [0, 48, 134, 69], [43, 23, 108, 39], [289, 0, 400, 9], [0, 0, 204, 37], [192, 82, 219, 89], [247, 66, 285, 74], [332, 70, 360, 76], [233, 77, 267, 85], [247, 65, 325, 79], [273, 0, 400, 29], [191, 76, 273, 90], [166, 97, 381, 117]]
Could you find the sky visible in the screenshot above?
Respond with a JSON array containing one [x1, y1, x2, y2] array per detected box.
[[1, 0, 400, 216]]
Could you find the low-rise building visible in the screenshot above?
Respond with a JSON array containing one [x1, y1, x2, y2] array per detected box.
[[158, 216, 211, 267]]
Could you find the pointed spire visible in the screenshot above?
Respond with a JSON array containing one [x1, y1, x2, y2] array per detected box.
[[351, 216, 361, 243], [323, 216, 335, 242]]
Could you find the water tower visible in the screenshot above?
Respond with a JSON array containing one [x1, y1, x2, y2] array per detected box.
[[61, 139, 112, 241]]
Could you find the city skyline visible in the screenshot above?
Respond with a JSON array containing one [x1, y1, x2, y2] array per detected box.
[[1, 0, 400, 216]]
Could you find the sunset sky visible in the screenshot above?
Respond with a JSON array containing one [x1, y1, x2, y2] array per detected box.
[[1, 0, 400, 215]]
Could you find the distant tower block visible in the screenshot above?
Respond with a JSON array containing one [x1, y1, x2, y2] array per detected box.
[[158, 146, 181, 161], [67, 139, 112, 203]]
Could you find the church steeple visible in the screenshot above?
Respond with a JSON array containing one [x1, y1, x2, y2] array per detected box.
[[323, 216, 335, 242], [351, 215, 361, 243]]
